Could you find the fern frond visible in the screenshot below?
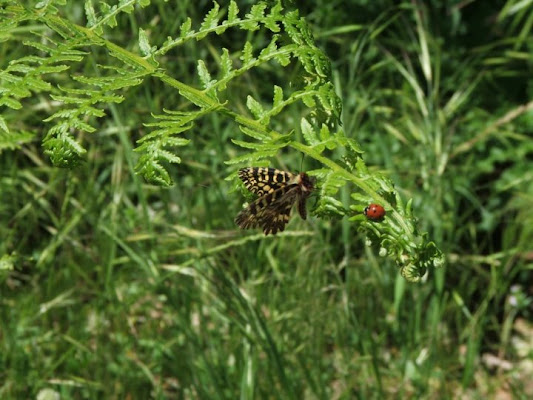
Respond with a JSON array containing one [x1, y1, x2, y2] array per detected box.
[[133, 107, 221, 186], [138, 28, 155, 57], [246, 96, 265, 120], [197, 60, 217, 91], [0, 0, 443, 280], [312, 169, 348, 216], [42, 71, 144, 167], [209, 36, 292, 94], [179, 17, 193, 38], [43, 130, 87, 168], [225, 149, 279, 166], [227, 1, 239, 23], [198, 1, 220, 38], [353, 191, 445, 282], [300, 118, 337, 153], [0, 128, 35, 152], [288, 119, 444, 282], [241, 3, 266, 31], [240, 41, 255, 65], [85, 0, 151, 34], [0, 38, 85, 110], [155, 1, 283, 56], [226, 127, 291, 166], [236, 126, 270, 142], [316, 82, 342, 120]]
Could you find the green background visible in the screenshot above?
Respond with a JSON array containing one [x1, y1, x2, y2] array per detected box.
[[1, 0, 532, 398]]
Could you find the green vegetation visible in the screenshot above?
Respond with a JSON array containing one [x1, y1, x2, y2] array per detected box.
[[1, 0, 531, 398]]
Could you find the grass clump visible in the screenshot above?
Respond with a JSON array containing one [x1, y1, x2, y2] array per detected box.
[[1, 0, 532, 398]]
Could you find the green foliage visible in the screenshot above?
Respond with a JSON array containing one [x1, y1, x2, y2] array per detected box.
[[0, 128, 34, 151], [2, 0, 532, 398], [0, 0, 443, 280]]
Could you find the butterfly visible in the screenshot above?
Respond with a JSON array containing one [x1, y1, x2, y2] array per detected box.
[[235, 167, 315, 235]]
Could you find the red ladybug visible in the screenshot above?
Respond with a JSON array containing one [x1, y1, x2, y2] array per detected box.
[[364, 203, 386, 220]]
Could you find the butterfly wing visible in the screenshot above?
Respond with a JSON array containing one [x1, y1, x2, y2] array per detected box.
[[297, 195, 308, 220], [238, 167, 294, 197], [235, 184, 301, 235]]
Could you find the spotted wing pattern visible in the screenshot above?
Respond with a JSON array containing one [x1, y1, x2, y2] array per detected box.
[[235, 169, 315, 235], [235, 184, 301, 235], [238, 167, 294, 197]]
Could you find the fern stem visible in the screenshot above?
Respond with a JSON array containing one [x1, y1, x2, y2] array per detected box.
[[289, 141, 416, 241]]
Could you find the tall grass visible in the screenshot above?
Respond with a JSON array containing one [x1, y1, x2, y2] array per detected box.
[[1, 0, 532, 398]]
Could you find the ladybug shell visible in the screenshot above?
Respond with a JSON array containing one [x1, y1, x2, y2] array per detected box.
[[364, 203, 386, 220]]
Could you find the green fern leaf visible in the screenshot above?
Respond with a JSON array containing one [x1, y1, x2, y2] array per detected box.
[[225, 149, 278, 165], [246, 96, 265, 120], [248, 3, 267, 20], [299, 119, 338, 153], [85, 0, 97, 27], [239, 126, 270, 141], [1, 36, 85, 112], [19, 40, 86, 63], [227, 0, 239, 22], [263, 1, 282, 32], [240, 41, 255, 65], [158, 149, 182, 164], [241, 3, 267, 31], [138, 28, 152, 56], [0, 0, 444, 280], [118, 0, 136, 13], [133, 108, 201, 185], [0, 97, 22, 110], [135, 157, 172, 186], [197, 60, 216, 90], [5, 63, 32, 74], [281, 10, 304, 45], [198, 1, 220, 39], [312, 169, 348, 216], [0, 117, 8, 133], [0, 129, 35, 152], [301, 118, 320, 146], [43, 132, 86, 168], [272, 47, 291, 66], [45, 109, 81, 121], [316, 82, 342, 120], [164, 137, 191, 147], [37, 65, 71, 75], [22, 40, 55, 54], [100, 3, 118, 28], [137, 126, 192, 143], [49, 93, 86, 105], [301, 93, 316, 108], [272, 85, 283, 109], [319, 124, 331, 141], [334, 130, 363, 155], [231, 139, 265, 150], [220, 48, 233, 76], [259, 35, 279, 58], [180, 17, 193, 38]]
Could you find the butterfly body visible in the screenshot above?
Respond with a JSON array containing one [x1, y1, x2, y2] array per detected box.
[[235, 167, 314, 235]]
